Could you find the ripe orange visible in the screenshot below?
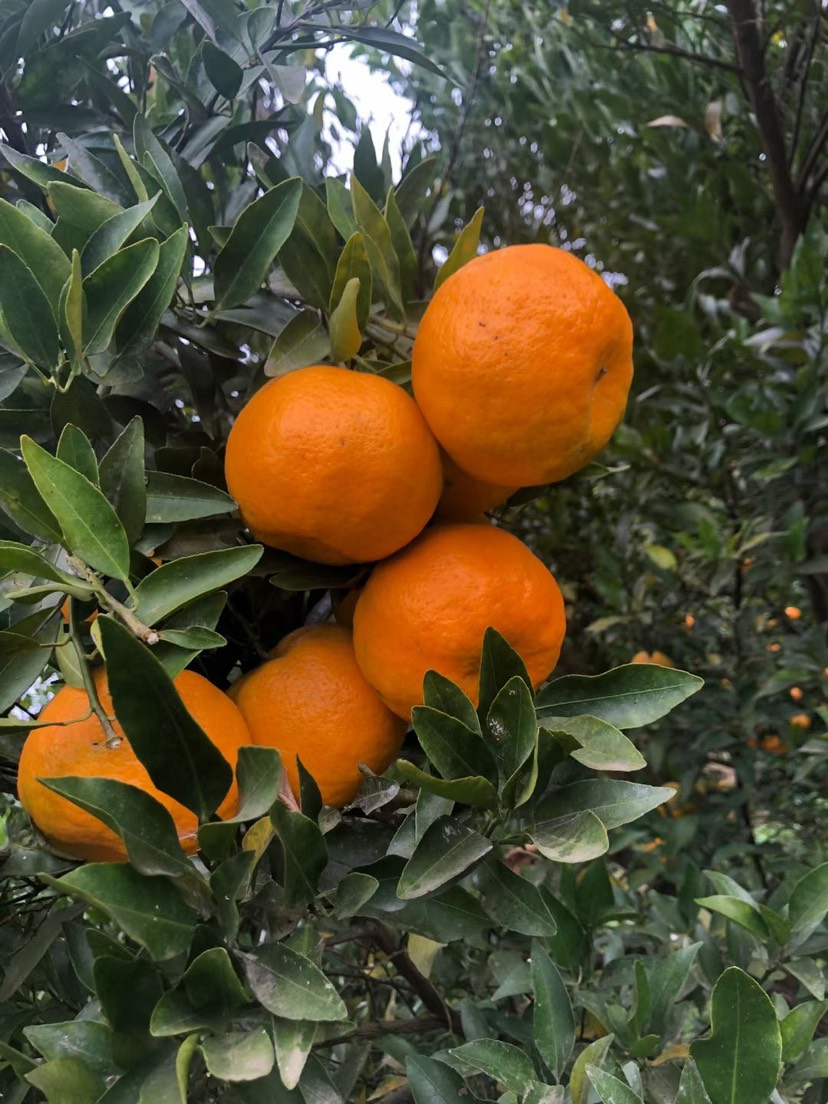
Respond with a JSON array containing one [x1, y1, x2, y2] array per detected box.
[[231, 625, 407, 807], [631, 651, 674, 668], [785, 606, 802, 620], [412, 245, 634, 486], [435, 451, 517, 521], [352, 523, 566, 720], [224, 365, 442, 565], [788, 713, 811, 730], [17, 670, 250, 862]]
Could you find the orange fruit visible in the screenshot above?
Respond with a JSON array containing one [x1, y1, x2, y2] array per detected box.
[[412, 245, 634, 486], [631, 651, 674, 667], [785, 605, 801, 620], [788, 713, 811, 730], [352, 522, 566, 720], [224, 365, 442, 565], [231, 625, 406, 807], [435, 451, 517, 521], [17, 670, 250, 862], [789, 686, 803, 701]]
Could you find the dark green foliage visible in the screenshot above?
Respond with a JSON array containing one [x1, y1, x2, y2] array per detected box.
[[0, 1, 824, 1102]]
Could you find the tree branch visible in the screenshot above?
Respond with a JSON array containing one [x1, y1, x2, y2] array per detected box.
[[312, 1015, 447, 1050], [797, 107, 828, 193], [367, 920, 462, 1035], [606, 32, 742, 75], [726, 0, 805, 267]]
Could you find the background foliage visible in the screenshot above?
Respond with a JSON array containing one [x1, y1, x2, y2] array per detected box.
[[0, 1, 825, 1102]]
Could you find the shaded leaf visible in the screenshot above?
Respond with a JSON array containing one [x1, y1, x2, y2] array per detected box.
[[531, 941, 575, 1079], [132, 545, 263, 626], [83, 238, 159, 354], [240, 944, 348, 1022], [398, 816, 492, 899], [0, 246, 60, 367]]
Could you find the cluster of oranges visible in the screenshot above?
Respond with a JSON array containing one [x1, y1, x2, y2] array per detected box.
[[18, 244, 634, 861]]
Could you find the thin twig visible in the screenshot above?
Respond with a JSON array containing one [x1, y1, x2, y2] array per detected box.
[[68, 600, 120, 748], [312, 1015, 447, 1050], [789, 2, 823, 167], [605, 30, 742, 74], [367, 920, 462, 1035]]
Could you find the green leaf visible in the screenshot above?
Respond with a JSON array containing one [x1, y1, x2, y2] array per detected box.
[[0, 143, 71, 191], [21, 436, 131, 581], [82, 238, 159, 354], [695, 896, 770, 940], [56, 424, 98, 484], [545, 715, 646, 772], [435, 207, 484, 291], [26, 1057, 104, 1104], [279, 183, 338, 310], [270, 801, 327, 907], [40, 777, 192, 878], [474, 859, 557, 936], [264, 310, 328, 377], [24, 1021, 114, 1077], [485, 675, 537, 784], [335, 25, 453, 81], [0, 246, 60, 367], [646, 942, 702, 1035], [384, 187, 417, 300], [586, 1067, 645, 1104], [536, 780, 676, 830], [789, 862, 828, 937], [214, 179, 302, 309], [201, 1029, 274, 1083], [131, 546, 262, 626], [198, 745, 283, 857], [99, 616, 233, 820], [691, 967, 782, 1104], [676, 1060, 712, 1104], [325, 178, 357, 240], [530, 810, 610, 863], [397, 815, 492, 900], [407, 1055, 480, 1104], [395, 156, 439, 227], [411, 704, 497, 781], [0, 448, 62, 542], [333, 872, 379, 919], [144, 470, 235, 523], [117, 225, 189, 354], [55, 133, 129, 206], [329, 232, 372, 328], [202, 42, 243, 98], [0, 539, 82, 586], [47, 182, 121, 234], [0, 196, 71, 307], [158, 626, 224, 649], [99, 416, 146, 545], [134, 116, 188, 220], [537, 664, 703, 729], [531, 941, 575, 1079], [350, 174, 404, 319], [17, 0, 73, 55], [239, 944, 348, 1022], [62, 249, 84, 365], [393, 758, 499, 807], [81, 196, 160, 274], [0, 634, 48, 711], [422, 670, 481, 733], [51, 864, 198, 960], [781, 1000, 828, 1063], [450, 1039, 536, 1093], [272, 1018, 316, 1091], [154, 592, 228, 679], [478, 627, 532, 722], [789, 1038, 828, 1083], [328, 276, 363, 362], [570, 1036, 615, 1104]]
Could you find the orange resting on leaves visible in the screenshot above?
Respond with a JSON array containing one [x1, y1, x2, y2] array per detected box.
[[352, 522, 566, 720], [412, 244, 634, 487], [435, 451, 517, 521], [231, 624, 407, 808], [788, 713, 810, 730], [17, 670, 250, 862], [761, 734, 791, 754], [224, 365, 442, 565]]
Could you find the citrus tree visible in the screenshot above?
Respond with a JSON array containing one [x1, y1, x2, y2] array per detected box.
[[0, 3, 826, 1104]]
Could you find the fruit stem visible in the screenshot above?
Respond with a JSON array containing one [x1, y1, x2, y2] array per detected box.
[[369, 316, 418, 341], [67, 598, 121, 749], [68, 558, 159, 645]]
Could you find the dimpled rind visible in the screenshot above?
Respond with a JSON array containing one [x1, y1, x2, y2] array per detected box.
[[352, 522, 567, 720], [412, 244, 634, 487], [224, 365, 443, 565]]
